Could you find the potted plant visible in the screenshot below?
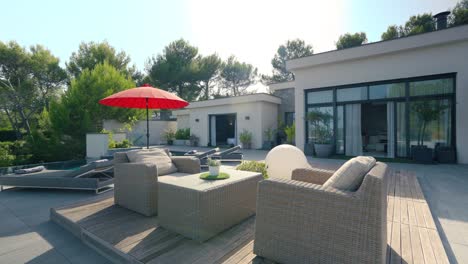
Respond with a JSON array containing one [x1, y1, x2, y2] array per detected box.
[[411, 101, 448, 163], [174, 128, 190, 145], [207, 158, 221, 176], [189, 134, 199, 147], [239, 130, 253, 149], [307, 110, 334, 158], [262, 128, 275, 150], [284, 123, 295, 145], [164, 129, 175, 145]]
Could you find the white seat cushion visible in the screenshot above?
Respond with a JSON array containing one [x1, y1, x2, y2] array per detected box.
[[323, 156, 376, 191], [126, 149, 177, 176]]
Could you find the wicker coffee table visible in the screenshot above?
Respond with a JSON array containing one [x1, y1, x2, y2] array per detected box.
[[158, 168, 263, 242]]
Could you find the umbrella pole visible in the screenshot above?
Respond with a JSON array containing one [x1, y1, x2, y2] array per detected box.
[[146, 98, 149, 149]]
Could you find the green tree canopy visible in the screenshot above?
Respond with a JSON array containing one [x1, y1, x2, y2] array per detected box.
[[0, 41, 67, 139], [66, 41, 138, 80], [450, 0, 468, 26], [50, 62, 142, 157], [336, 32, 367, 49], [147, 39, 204, 101], [219, 56, 258, 96], [198, 54, 223, 100], [381, 13, 436, 40], [262, 39, 313, 84]]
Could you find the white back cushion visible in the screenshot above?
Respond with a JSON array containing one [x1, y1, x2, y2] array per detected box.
[[323, 156, 376, 191], [126, 148, 177, 176]]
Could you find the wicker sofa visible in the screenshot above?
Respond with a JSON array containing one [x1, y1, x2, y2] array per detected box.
[[113, 150, 200, 216], [253, 162, 389, 264]]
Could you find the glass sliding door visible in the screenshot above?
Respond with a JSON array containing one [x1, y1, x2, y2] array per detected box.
[[307, 106, 334, 144], [396, 102, 407, 157], [409, 99, 452, 149], [336, 106, 344, 154]]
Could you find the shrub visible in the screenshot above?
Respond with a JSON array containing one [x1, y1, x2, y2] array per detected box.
[[239, 130, 253, 145], [0, 130, 18, 142], [175, 128, 190, 140], [0, 142, 15, 167], [284, 123, 295, 144], [114, 139, 131, 148], [236, 160, 268, 178], [207, 158, 221, 167]]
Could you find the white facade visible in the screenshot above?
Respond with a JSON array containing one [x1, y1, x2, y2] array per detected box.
[[286, 25, 468, 164], [173, 94, 280, 149]]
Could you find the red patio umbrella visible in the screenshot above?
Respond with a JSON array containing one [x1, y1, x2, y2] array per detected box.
[[99, 84, 188, 149]]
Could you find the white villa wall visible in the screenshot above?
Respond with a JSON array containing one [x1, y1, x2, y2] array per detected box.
[[176, 114, 190, 129], [287, 26, 468, 163], [103, 119, 177, 146], [176, 100, 278, 149]]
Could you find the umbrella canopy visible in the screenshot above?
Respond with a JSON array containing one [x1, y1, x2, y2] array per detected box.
[[99, 84, 188, 148]]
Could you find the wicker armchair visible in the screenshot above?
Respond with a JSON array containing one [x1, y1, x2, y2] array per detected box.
[[113, 152, 201, 216], [253, 162, 389, 264]]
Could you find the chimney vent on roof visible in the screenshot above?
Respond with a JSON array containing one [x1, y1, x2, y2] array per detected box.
[[433, 11, 451, 30]]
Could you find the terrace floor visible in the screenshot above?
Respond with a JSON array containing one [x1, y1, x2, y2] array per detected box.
[[49, 168, 448, 264], [0, 147, 467, 263]]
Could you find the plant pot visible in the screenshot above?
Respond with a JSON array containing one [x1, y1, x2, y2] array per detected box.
[[314, 143, 334, 158], [242, 142, 251, 149], [191, 141, 199, 147], [167, 140, 174, 145], [304, 143, 314, 156], [411, 145, 433, 163], [209, 166, 220, 176], [174, 139, 186, 146], [185, 140, 191, 146], [435, 146, 456, 163]]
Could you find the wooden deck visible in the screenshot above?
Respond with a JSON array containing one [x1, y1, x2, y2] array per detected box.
[[50, 170, 449, 264]]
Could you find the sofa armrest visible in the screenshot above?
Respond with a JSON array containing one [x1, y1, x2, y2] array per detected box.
[[291, 168, 334, 185], [171, 156, 201, 174], [115, 163, 158, 181]]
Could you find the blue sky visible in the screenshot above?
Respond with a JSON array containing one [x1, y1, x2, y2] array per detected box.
[[0, 0, 458, 78]]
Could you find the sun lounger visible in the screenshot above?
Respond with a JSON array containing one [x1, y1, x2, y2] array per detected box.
[[0, 160, 114, 194], [183, 148, 218, 166], [210, 145, 243, 161]]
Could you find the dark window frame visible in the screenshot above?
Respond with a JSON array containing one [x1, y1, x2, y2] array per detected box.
[[304, 72, 456, 158]]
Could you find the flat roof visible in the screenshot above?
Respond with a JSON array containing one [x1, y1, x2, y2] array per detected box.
[[173, 93, 281, 114], [268, 81, 295, 91], [287, 25, 468, 71]]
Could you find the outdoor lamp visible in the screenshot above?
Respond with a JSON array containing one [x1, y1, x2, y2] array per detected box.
[[265, 144, 311, 179]]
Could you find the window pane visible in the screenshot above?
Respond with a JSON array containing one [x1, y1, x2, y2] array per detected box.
[[410, 78, 453, 96], [307, 90, 333, 104], [284, 112, 295, 127], [370, 83, 405, 99], [306, 106, 334, 144], [337, 86, 367, 102], [336, 106, 344, 154], [409, 99, 452, 150]]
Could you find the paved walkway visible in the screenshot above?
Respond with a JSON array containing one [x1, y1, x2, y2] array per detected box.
[[0, 146, 467, 263]]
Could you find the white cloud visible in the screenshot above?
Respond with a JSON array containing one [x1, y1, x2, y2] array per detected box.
[[187, 0, 347, 77]]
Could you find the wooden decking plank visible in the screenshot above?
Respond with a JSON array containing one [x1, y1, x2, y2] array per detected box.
[[419, 227, 437, 264], [388, 197, 395, 223], [414, 201, 427, 228], [390, 222, 401, 264], [220, 240, 254, 264], [400, 224, 412, 264], [393, 196, 401, 223], [407, 200, 418, 226], [400, 199, 409, 225], [427, 229, 450, 264], [387, 221, 392, 264], [409, 225, 425, 264], [138, 234, 186, 263], [421, 203, 437, 230]]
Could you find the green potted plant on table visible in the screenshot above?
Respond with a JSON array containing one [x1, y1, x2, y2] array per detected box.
[[239, 130, 253, 149], [207, 158, 221, 176], [307, 110, 334, 158], [411, 101, 448, 163], [164, 129, 176, 145], [262, 128, 275, 150]]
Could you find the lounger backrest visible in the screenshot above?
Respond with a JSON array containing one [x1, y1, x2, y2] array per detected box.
[[219, 145, 241, 156], [197, 149, 218, 159]]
